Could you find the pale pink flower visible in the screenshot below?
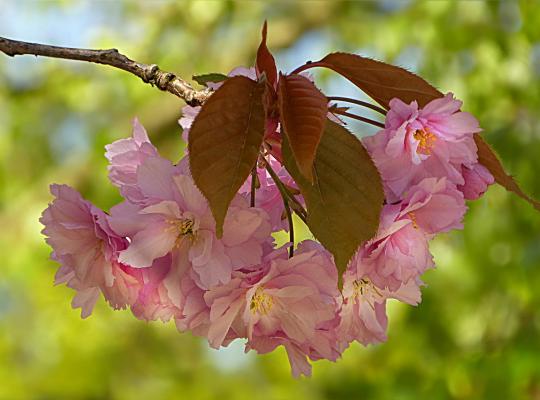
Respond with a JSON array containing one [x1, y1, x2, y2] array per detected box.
[[361, 204, 433, 291], [203, 241, 341, 376], [364, 93, 481, 201], [244, 242, 339, 344], [358, 177, 464, 291], [179, 105, 201, 143], [105, 118, 160, 204], [458, 163, 495, 200], [153, 250, 211, 336], [179, 250, 285, 346], [124, 246, 212, 331], [105, 121, 181, 207], [41, 184, 142, 317], [243, 316, 342, 378], [246, 320, 344, 378], [129, 254, 183, 322], [400, 177, 467, 235], [109, 172, 272, 289], [338, 260, 422, 346], [247, 336, 313, 378]]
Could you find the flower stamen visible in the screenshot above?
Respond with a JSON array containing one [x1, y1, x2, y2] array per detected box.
[[413, 128, 436, 155], [166, 218, 196, 248], [352, 278, 383, 310], [250, 287, 274, 315], [408, 212, 419, 229]]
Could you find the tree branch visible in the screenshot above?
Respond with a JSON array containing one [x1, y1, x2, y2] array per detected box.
[[0, 36, 211, 106]]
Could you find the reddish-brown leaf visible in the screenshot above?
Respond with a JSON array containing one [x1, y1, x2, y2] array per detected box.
[[255, 21, 277, 86], [474, 134, 540, 211], [188, 76, 266, 237], [317, 52, 441, 109], [278, 73, 328, 182]]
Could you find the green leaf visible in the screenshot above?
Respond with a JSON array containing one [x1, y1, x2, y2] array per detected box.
[[278, 73, 328, 182], [283, 119, 384, 277], [317, 52, 442, 109], [192, 73, 228, 87], [188, 76, 266, 237]]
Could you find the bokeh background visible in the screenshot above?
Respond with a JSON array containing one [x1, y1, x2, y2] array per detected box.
[[1, 1, 540, 399]]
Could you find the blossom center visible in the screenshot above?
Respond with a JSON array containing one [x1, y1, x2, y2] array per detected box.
[[250, 287, 274, 315], [352, 278, 382, 307], [177, 218, 195, 235], [413, 128, 436, 155], [167, 217, 196, 247]]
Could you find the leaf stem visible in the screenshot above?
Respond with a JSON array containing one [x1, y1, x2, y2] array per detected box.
[[331, 108, 385, 129], [283, 199, 295, 258], [264, 161, 307, 224], [263, 161, 298, 257], [250, 167, 257, 207], [290, 61, 329, 75], [327, 96, 387, 115]]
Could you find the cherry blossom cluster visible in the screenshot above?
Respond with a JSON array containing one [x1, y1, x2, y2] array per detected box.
[[41, 66, 494, 377], [344, 93, 494, 345]]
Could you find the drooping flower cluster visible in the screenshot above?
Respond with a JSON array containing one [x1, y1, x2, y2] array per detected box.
[[41, 65, 494, 377], [342, 94, 494, 345]]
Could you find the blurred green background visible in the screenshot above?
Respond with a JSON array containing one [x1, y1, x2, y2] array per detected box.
[[1, 1, 540, 399]]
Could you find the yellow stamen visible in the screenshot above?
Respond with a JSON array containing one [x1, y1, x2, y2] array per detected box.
[[352, 278, 382, 310], [177, 219, 195, 235], [408, 211, 419, 229], [250, 287, 274, 315], [413, 128, 436, 155], [352, 278, 368, 298], [166, 218, 196, 248]]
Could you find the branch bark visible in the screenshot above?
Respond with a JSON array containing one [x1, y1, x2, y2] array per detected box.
[[0, 36, 211, 106]]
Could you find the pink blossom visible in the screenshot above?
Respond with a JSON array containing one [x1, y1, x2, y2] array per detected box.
[[364, 93, 481, 201], [338, 261, 422, 346], [245, 321, 343, 378], [109, 172, 272, 289], [105, 120, 182, 207], [458, 163, 495, 200], [400, 177, 467, 235], [40, 184, 142, 317], [361, 204, 433, 291], [268, 339, 314, 377], [105, 118, 160, 204], [244, 242, 339, 344], [179, 105, 201, 143], [247, 336, 314, 378], [357, 177, 464, 291], [202, 241, 341, 377], [129, 254, 183, 322]]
